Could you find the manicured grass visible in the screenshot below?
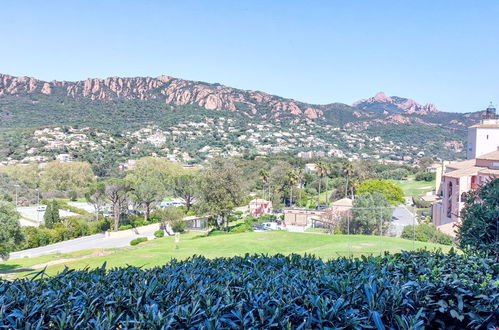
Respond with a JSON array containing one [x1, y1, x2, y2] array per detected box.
[[394, 176, 435, 197], [0, 231, 453, 278]]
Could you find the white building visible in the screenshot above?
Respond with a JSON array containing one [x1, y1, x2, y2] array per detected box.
[[467, 103, 499, 159]]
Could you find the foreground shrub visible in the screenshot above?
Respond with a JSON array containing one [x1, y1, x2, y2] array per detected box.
[[402, 224, 454, 245], [0, 251, 497, 328], [458, 178, 499, 258], [130, 237, 147, 246], [154, 229, 164, 238]]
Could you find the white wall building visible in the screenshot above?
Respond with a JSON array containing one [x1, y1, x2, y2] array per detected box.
[[467, 103, 499, 159]]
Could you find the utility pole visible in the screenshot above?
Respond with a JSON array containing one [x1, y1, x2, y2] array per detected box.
[[14, 184, 19, 208], [36, 189, 40, 223]]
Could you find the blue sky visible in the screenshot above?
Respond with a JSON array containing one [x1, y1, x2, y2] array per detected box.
[[1, 0, 498, 113]]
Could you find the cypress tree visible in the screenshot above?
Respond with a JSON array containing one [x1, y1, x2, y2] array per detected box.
[[43, 202, 53, 229]]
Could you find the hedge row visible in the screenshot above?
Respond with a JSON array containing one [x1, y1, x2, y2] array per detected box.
[[1, 251, 497, 328]]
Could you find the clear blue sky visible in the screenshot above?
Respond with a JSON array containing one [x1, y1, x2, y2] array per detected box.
[[2, 0, 498, 113]]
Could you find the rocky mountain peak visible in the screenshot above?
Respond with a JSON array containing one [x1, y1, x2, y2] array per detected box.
[[353, 92, 439, 115]]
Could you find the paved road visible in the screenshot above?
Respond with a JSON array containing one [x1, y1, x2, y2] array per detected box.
[[389, 205, 418, 237], [17, 206, 79, 226], [9, 228, 159, 260]]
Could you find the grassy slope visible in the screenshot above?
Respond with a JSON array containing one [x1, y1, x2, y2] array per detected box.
[[394, 176, 436, 197], [0, 231, 452, 278]]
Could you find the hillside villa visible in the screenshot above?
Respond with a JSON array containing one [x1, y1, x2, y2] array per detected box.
[[432, 105, 499, 235], [249, 199, 273, 216]]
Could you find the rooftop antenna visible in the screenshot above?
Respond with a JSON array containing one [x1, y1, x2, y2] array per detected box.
[[485, 102, 496, 119]]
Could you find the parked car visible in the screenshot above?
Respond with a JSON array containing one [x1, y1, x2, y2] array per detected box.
[[252, 225, 271, 232], [315, 205, 329, 211], [262, 221, 285, 230]]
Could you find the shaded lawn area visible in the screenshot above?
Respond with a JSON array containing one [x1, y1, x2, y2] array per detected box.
[[0, 231, 453, 279]]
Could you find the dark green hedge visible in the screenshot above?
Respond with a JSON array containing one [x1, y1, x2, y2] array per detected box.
[[1, 251, 497, 328]]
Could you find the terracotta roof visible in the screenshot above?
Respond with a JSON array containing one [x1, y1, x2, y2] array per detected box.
[[476, 149, 499, 161], [446, 159, 476, 170], [444, 166, 482, 178], [469, 124, 499, 128], [332, 198, 353, 207], [478, 168, 499, 176]]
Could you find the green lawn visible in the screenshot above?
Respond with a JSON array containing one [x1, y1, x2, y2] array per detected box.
[[394, 176, 435, 197], [0, 231, 453, 279]]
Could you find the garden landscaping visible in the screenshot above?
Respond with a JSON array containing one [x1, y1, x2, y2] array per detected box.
[[0, 251, 497, 328]]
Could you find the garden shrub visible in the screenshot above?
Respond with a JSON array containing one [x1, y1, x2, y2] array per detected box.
[[415, 171, 436, 181], [171, 220, 186, 233], [130, 237, 147, 246], [154, 230, 164, 238], [0, 252, 496, 328], [402, 224, 454, 245], [230, 223, 254, 233]]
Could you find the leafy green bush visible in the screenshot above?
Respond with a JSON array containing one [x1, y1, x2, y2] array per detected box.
[[154, 230, 164, 238], [171, 220, 186, 233], [230, 223, 254, 233], [402, 224, 454, 245], [415, 171, 436, 181], [68, 191, 78, 201], [458, 178, 499, 257], [119, 224, 133, 231], [1, 252, 497, 328], [130, 237, 147, 246]]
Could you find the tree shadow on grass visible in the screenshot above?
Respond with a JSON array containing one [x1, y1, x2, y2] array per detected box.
[[0, 264, 34, 274]]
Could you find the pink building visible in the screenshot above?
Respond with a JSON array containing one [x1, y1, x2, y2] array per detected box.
[[249, 199, 273, 216], [433, 149, 499, 231]]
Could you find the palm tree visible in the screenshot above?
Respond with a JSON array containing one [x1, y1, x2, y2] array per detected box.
[[286, 170, 299, 207], [349, 177, 359, 199], [342, 162, 354, 198], [296, 168, 304, 206], [315, 161, 328, 206], [325, 163, 333, 205], [259, 170, 270, 201]]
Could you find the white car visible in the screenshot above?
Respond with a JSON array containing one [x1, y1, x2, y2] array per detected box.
[[262, 222, 285, 230]]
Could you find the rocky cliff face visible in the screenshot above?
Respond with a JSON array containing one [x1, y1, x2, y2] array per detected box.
[[0, 73, 324, 119], [353, 92, 439, 115]]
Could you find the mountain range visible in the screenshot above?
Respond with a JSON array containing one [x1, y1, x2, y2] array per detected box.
[[0, 73, 486, 164]]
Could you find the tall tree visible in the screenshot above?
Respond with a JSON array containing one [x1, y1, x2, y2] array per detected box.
[[342, 162, 354, 198], [40, 161, 96, 192], [43, 200, 60, 229], [0, 201, 24, 261], [126, 157, 181, 221], [286, 170, 299, 207], [157, 206, 185, 234], [315, 161, 328, 206], [259, 170, 270, 201], [198, 158, 246, 231], [457, 178, 499, 258], [172, 173, 198, 212], [85, 182, 107, 221], [105, 179, 130, 231], [357, 179, 405, 205], [351, 192, 393, 235]]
